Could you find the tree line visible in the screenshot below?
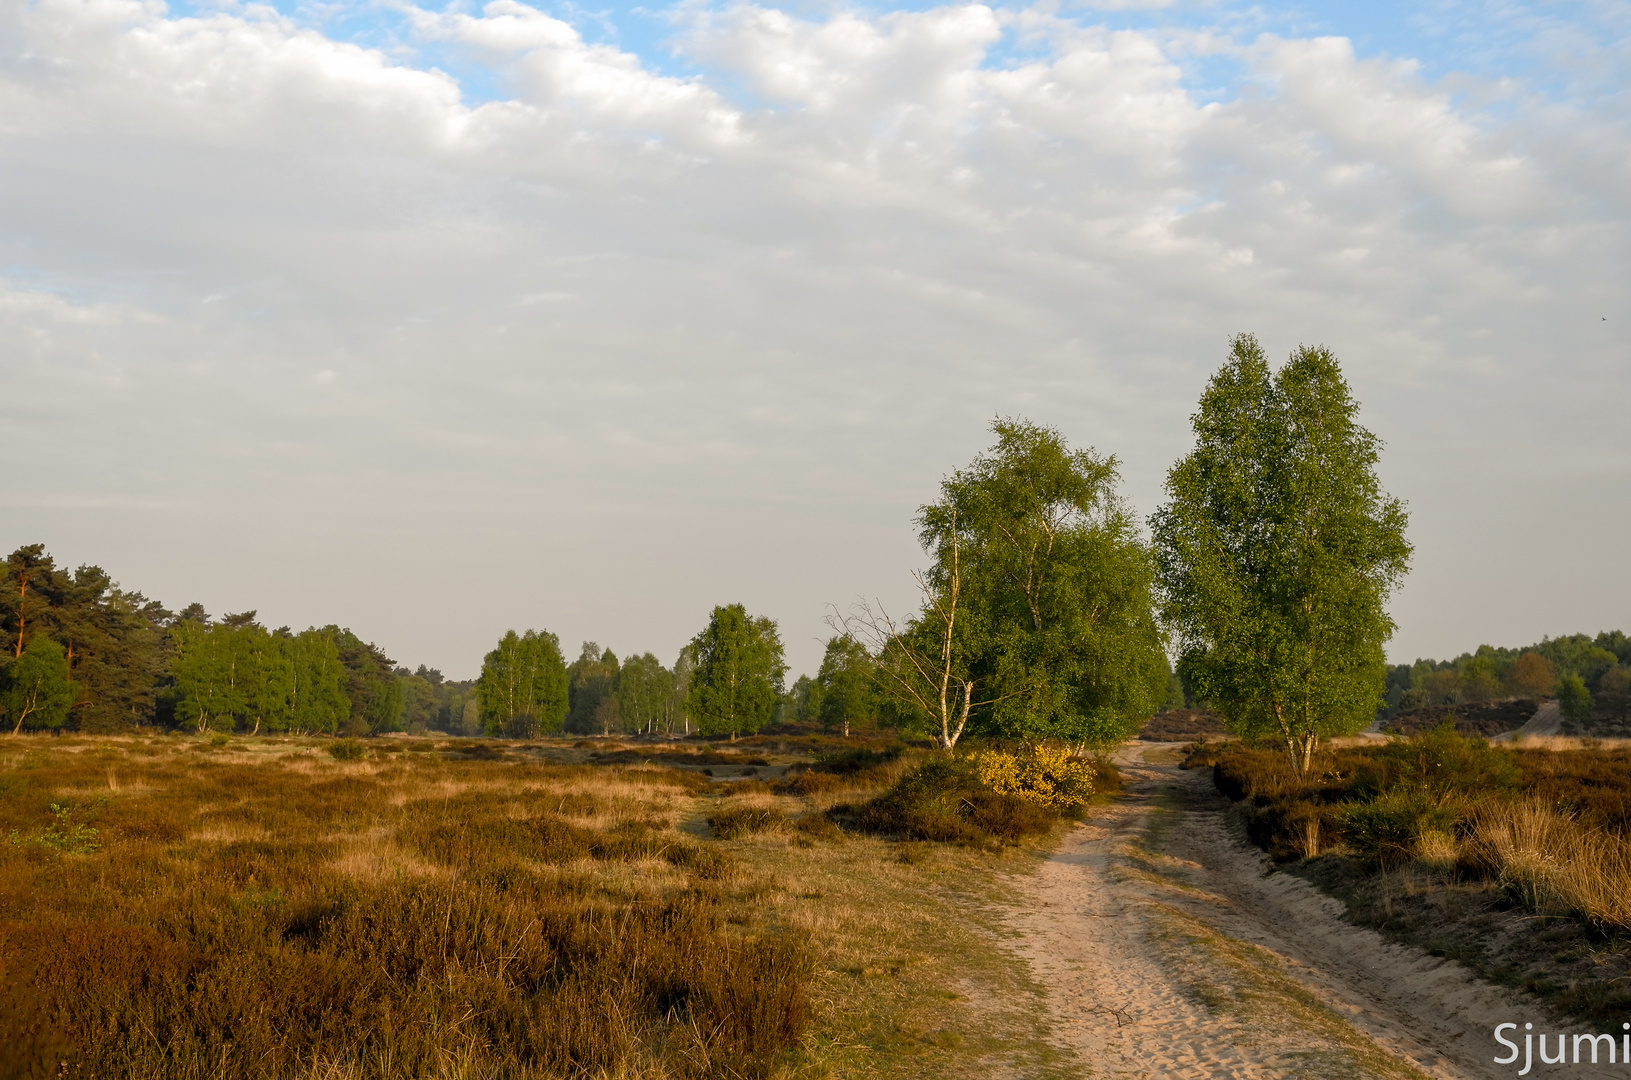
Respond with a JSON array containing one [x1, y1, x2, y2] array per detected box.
[[1385, 632, 1631, 724], [0, 546, 422, 736], [8, 334, 1439, 770], [472, 605, 786, 740]]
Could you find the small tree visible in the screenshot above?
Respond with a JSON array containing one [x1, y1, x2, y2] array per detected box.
[[835, 517, 1003, 750], [1152, 335, 1412, 772], [1505, 651, 1556, 699], [842, 419, 1168, 750], [919, 419, 1168, 746], [1557, 674, 1593, 727], [4, 636, 78, 734], [687, 605, 786, 740], [814, 635, 876, 737]]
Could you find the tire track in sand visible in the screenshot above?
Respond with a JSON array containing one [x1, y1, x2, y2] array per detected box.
[[1002, 748, 1617, 1080]]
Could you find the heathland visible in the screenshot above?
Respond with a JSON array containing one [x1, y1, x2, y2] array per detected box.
[[9, 340, 1631, 1076], [1, 729, 1106, 1079]]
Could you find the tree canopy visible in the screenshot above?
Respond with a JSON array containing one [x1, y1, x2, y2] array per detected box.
[[4, 635, 78, 734], [476, 630, 570, 738], [687, 604, 786, 739], [814, 635, 878, 737], [862, 418, 1167, 748], [1152, 335, 1412, 771]]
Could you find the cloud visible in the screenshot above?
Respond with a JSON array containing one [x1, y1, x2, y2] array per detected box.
[[0, 0, 1626, 675]]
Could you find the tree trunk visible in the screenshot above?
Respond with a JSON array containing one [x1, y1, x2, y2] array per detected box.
[[13, 577, 26, 658]]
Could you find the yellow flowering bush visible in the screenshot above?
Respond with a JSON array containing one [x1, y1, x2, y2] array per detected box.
[[975, 745, 1095, 810]]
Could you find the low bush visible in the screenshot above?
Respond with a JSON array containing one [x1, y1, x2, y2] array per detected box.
[[708, 806, 788, 839], [1335, 789, 1468, 870], [974, 745, 1094, 810], [854, 755, 1060, 847], [327, 738, 366, 761]]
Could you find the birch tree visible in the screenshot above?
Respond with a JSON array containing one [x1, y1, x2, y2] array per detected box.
[[476, 629, 569, 737], [4, 636, 78, 734], [686, 605, 785, 740], [1152, 335, 1412, 772]]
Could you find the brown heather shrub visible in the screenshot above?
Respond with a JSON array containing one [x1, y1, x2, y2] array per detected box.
[[1511, 744, 1631, 833], [0, 744, 811, 1080]]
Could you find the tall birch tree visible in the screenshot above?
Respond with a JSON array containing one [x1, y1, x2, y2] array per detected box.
[[1152, 335, 1412, 772]]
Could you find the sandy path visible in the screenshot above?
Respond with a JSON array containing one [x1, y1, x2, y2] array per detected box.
[[1003, 747, 1617, 1079], [1491, 702, 1561, 742]]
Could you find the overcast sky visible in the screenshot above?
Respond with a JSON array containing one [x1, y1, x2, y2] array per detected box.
[[2, 0, 1626, 680]]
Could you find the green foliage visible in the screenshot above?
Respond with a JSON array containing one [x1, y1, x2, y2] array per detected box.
[[785, 674, 821, 726], [855, 755, 1062, 847], [814, 635, 876, 736], [2, 636, 79, 734], [567, 643, 621, 735], [904, 418, 1167, 748], [327, 738, 366, 761], [687, 604, 787, 739], [1358, 720, 1520, 799], [1392, 633, 1629, 714], [1153, 335, 1412, 771], [1600, 667, 1631, 713], [616, 651, 674, 734], [2, 545, 167, 733], [1558, 674, 1594, 726], [326, 627, 402, 735], [1335, 789, 1464, 870], [9, 802, 101, 857], [170, 621, 348, 734], [476, 629, 569, 738]]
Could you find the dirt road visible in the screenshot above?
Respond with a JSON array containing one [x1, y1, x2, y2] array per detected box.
[[1003, 746, 1616, 1079]]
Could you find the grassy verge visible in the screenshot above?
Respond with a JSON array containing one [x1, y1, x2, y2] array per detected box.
[[1187, 730, 1631, 1026]]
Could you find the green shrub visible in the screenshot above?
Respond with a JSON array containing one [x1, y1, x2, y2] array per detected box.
[[1336, 789, 1468, 870], [326, 739, 366, 761], [1374, 720, 1517, 797], [855, 755, 1058, 847], [1558, 674, 1594, 727]]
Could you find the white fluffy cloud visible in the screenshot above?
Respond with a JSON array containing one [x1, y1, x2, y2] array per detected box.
[[1, 0, 1626, 675]]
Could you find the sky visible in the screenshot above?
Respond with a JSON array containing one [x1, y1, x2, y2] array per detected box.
[[1, 0, 1627, 681]]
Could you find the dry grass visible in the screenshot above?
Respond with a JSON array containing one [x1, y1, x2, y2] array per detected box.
[[1468, 798, 1631, 930]]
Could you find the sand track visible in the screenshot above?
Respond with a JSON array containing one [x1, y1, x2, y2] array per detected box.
[[1003, 749, 1617, 1079]]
